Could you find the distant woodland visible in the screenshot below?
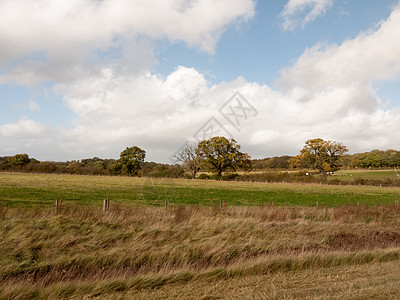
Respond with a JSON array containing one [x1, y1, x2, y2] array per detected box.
[[2, 149, 400, 177]]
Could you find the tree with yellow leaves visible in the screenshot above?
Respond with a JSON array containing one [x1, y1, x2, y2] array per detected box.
[[290, 138, 348, 180], [197, 136, 251, 177]]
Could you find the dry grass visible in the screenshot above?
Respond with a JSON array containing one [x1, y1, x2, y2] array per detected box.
[[1, 204, 400, 299]]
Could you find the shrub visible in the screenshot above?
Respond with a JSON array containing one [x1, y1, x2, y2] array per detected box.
[[197, 174, 210, 180]]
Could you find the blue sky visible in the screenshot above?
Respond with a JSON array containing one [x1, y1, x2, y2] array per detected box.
[[157, 0, 397, 86], [1, 0, 400, 162]]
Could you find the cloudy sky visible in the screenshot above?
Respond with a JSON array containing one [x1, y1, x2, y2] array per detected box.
[[1, 0, 400, 162]]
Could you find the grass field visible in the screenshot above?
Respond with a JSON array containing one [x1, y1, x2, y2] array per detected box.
[[2, 172, 400, 299], [2, 172, 400, 208], [1, 205, 400, 299], [332, 169, 400, 181]]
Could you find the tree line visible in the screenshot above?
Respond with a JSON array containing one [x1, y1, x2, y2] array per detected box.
[[2, 137, 400, 180], [0, 153, 184, 178], [0, 136, 251, 178], [254, 149, 400, 170]]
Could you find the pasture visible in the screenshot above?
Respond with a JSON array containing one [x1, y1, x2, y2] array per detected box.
[[2, 172, 400, 208], [332, 168, 400, 181], [1, 172, 400, 299]]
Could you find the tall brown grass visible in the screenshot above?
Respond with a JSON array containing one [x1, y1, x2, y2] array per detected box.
[[1, 204, 400, 299]]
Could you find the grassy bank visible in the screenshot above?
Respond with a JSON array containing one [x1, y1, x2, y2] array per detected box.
[[1, 205, 400, 299]]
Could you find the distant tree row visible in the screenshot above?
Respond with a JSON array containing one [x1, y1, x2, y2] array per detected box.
[[2, 137, 400, 180], [0, 136, 252, 178], [349, 150, 400, 168], [252, 149, 400, 171], [252, 156, 292, 170], [0, 150, 184, 178]]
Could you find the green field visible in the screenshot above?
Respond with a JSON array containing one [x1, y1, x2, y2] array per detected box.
[[332, 169, 400, 181], [2, 172, 400, 299], [2, 172, 400, 208]]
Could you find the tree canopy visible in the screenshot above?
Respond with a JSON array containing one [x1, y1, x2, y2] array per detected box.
[[291, 138, 348, 180], [119, 146, 146, 176], [8, 154, 31, 167], [197, 136, 251, 176]]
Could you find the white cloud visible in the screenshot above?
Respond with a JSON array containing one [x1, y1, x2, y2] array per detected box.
[[0, 0, 255, 56], [280, 3, 400, 91], [49, 1, 400, 161], [0, 0, 256, 160], [28, 100, 40, 111], [2, 1, 400, 162], [281, 0, 333, 31], [0, 117, 45, 138], [0, 0, 255, 86], [2, 62, 399, 162]]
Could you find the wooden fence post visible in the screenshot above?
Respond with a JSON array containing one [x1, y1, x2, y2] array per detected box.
[[165, 199, 168, 210], [316, 201, 319, 209], [103, 198, 109, 212], [55, 199, 59, 213]]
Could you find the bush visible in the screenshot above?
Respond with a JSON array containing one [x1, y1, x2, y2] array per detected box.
[[140, 163, 184, 178], [222, 173, 239, 181], [237, 171, 319, 184], [197, 174, 210, 180], [209, 174, 222, 180]]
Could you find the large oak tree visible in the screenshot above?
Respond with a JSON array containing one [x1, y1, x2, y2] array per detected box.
[[291, 138, 348, 180], [197, 136, 251, 177], [119, 146, 146, 176]]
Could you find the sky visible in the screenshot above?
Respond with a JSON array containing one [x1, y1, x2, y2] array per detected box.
[[1, 0, 400, 163]]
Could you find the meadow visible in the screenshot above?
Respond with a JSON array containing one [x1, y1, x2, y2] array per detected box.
[[1, 172, 400, 299], [332, 168, 400, 181], [2, 172, 400, 208]]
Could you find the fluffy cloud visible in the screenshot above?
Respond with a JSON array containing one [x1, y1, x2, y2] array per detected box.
[[280, 3, 400, 90], [2, 1, 400, 162], [0, 117, 45, 138], [281, 0, 333, 31], [51, 1, 400, 161], [1, 66, 398, 162], [0, 0, 255, 56], [0, 0, 255, 85]]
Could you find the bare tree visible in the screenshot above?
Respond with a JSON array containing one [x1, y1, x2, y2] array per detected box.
[[174, 143, 203, 178]]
